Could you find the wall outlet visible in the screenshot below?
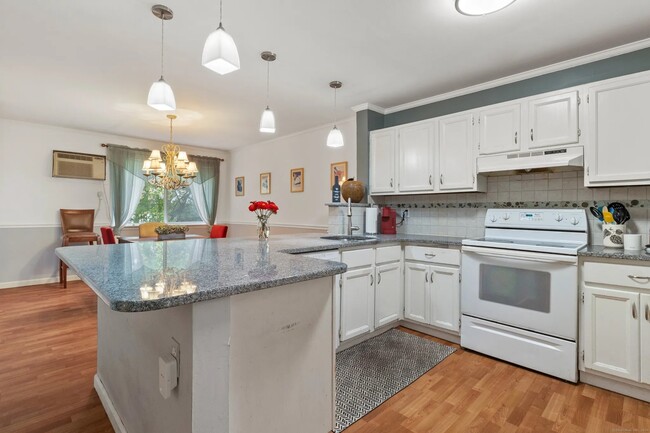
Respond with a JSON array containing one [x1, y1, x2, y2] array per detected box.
[[97, 191, 103, 199], [171, 337, 180, 377]]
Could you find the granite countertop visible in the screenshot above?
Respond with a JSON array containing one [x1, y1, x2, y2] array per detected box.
[[56, 233, 464, 313], [578, 245, 650, 262]]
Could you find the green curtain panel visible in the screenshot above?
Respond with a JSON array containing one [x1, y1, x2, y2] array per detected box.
[[107, 145, 150, 233], [189, 155, 221, 226]]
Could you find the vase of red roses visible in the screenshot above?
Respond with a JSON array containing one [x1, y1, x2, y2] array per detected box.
[[249, 200, 279, 240]]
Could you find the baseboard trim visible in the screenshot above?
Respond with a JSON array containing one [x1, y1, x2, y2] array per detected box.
[[94, 374, 128, 433], [0, 274, 80, 290], [580, 370, 650, 403], [400, 320, 461, 344]]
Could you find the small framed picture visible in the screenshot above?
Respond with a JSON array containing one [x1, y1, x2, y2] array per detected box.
[[260, 172, 271, 195], [235, 176, 245, 196], [330, 161, 348, 187], [290, 168, 304, 193]]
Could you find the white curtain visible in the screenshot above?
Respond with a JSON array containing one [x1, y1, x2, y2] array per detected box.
[[189, 156, 221, 226], [107, 145, 149, 233]]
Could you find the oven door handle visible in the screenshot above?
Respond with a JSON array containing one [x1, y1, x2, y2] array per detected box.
[[462, 245, 578, 264]]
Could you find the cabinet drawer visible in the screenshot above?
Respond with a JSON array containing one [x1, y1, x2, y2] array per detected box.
[[375, 245, 401, 265], [584, 261, 650, 289], [405, 246, 460, 266], [342, 248, 374, 268]]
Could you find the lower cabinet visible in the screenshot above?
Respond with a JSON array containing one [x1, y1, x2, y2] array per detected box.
[[581, 261, 650, 389], [404, 248, 461, 333], [375, 262, 403, 328], [340, 266, 375, 341]]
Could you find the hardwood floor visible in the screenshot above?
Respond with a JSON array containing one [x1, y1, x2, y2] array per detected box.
[[1, 282, 649, 433]]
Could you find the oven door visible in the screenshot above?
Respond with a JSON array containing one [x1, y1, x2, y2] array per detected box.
[[461, 245, 578, 340]]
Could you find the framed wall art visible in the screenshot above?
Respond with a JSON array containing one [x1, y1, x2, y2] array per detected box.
[[290, 168, 304, 193], [235, 176, 245, 196], [330, 161, 347, 187], [260, 172, 271, 195]]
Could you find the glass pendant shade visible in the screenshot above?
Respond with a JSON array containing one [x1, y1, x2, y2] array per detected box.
[[147, 77, 176, 111], [326, 126, 344, 148], [455, 0, 516, 16], [259, 107, 276, 133], [202, 25, 240, 75]]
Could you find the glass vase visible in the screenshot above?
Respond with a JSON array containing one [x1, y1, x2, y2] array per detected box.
[[257, 219, 270, 240]]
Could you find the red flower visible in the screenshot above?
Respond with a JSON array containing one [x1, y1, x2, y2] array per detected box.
[[248, 202, 257, 212], [258, 201, 269, 210]]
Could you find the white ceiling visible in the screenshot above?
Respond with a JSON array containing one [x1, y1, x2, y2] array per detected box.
[[2, 0, 650, 150]]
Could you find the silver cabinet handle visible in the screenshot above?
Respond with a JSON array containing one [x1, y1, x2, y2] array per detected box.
[[646, 304, 649, 322], [429, 175, 432, 185], [430, 271, 434, 282], [633, 302, 637, 319], [628, 275, 650, 281], [440, 174, 444, 185], [390, 178, 393, 188], [425, 272, 428, 283], [377, 272, 381, 284], [530, 128, 534, 141], [424, 253, 436, 258], [514, 131, 518, 144]]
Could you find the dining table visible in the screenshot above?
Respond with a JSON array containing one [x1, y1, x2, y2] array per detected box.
[[118, 234, 206, 243]]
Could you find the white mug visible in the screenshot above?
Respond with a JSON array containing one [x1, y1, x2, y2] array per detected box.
[[624, 234, 643, 251]]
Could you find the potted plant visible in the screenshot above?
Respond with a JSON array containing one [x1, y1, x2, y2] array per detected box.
[[155, 224, 190, 241], [248, 200, 279, 240]]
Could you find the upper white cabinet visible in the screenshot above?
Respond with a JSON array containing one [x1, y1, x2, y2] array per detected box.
[[585, 72, 650, 186], [369, 128, 397, 194], [397, 121, 435, 193], [438, 112, 476, 191], [478, 103, 521, 155], [526, 91, 579, 149]]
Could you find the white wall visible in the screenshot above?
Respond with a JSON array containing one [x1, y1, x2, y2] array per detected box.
[[224, 117, 357, 230], [0, 117, 229, 288]]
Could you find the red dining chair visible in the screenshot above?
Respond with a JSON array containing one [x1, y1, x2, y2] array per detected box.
[[101, 227, 117, 245], [209, 225, 228, 238]]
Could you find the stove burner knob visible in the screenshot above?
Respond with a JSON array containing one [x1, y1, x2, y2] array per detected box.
[[503, 213, 510, 221], [555, 213, 564, 222], [570, 217, 579, 225], [490, 215, 498, 223]]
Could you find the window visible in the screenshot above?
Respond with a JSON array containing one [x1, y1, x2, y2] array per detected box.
[[131, 183, 203, 225]]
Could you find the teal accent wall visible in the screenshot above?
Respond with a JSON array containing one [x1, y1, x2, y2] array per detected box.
[[355, 46, 650, 192]]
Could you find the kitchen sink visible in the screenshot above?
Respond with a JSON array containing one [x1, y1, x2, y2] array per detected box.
[[320, 235, 377, 242]]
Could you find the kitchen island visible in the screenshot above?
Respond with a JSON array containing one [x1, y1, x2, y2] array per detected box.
[[56, 236, 347, 433]]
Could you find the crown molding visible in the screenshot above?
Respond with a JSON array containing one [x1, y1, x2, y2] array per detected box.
[[368, 38, 650, 115], [350, 103, 387, 114]]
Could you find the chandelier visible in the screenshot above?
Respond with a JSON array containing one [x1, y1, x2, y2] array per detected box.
[[142, 114, 198, 190]]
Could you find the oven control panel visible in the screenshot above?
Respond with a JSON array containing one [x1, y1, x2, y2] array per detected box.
[[484, 209, 587, 231]]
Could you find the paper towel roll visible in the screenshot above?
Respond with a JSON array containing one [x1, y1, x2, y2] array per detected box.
[[365, 207, 378, 234]]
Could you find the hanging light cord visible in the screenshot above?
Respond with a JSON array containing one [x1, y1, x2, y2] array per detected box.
[[332, 87, 337, 126], [266, 61, 271, 108], [169, 116, 174, 143], [219, 0, 223, 27], [160, 15, 165, 78]]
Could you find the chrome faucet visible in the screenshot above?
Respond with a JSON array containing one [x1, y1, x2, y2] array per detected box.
[[347, 198, 360, 236]]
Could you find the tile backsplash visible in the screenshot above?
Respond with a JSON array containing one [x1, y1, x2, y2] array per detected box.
[[328, 170, 650, 246]]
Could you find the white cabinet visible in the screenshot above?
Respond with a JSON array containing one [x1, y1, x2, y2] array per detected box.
[[642, 294, 650, 385], [585, 72, 650, 186], [404, 246, 461, 333], [583, 286, 639, 381], [397, 122, 435, 192], [375, 262, 402, 327], [438, 112, 476, 191], [478, 103, 521, 155], [526, 91, 579, 149], [340, 266, 375, 341], [369, 129, 397, 194], [404, 262, 428, 324]]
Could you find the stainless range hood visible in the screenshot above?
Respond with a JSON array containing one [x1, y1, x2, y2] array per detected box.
[[477, 146, 583, 175]]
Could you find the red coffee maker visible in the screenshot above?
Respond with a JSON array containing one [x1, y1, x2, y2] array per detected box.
[[380, 207, 397, 234]]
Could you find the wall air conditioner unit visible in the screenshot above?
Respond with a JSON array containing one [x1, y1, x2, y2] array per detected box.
[[52, 150, 106, 180]]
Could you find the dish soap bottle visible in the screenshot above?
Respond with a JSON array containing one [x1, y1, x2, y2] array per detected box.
[[332, 176, 341, 203]]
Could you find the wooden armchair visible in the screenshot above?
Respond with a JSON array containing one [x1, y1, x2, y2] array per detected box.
[[60, 209, 101, 288]]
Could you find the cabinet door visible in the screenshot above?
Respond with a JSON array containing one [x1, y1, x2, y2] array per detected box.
[[404, 262, 428, 324], [375, 262, 403, 327], [586, 73, 650, 185], [429, 265, 460, 332], [527, 91, 579, 149], [340, 266, 375, 341], [583, 286, 639, 381], [397, 122, 434, 192], [478, 103, 521, 155], [641, 294, 650, 384], [438, 112, 475, 191], [369, 129, 397, 194]]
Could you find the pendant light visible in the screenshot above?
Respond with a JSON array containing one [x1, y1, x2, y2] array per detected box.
[[147, 5, 176, 111], [202, 0, 240, 75], [326, 81, 344, 148], [455, 0, 516, 16], [259, 51, 277, 133]]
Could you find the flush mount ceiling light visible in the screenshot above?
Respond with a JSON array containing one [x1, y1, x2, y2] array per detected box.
[[202, 0, 240, 75], [147, 5, 176, 111], [259, 51, 277, 134], [455, 0, 516, 16], [326, 81, 344, 148]]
